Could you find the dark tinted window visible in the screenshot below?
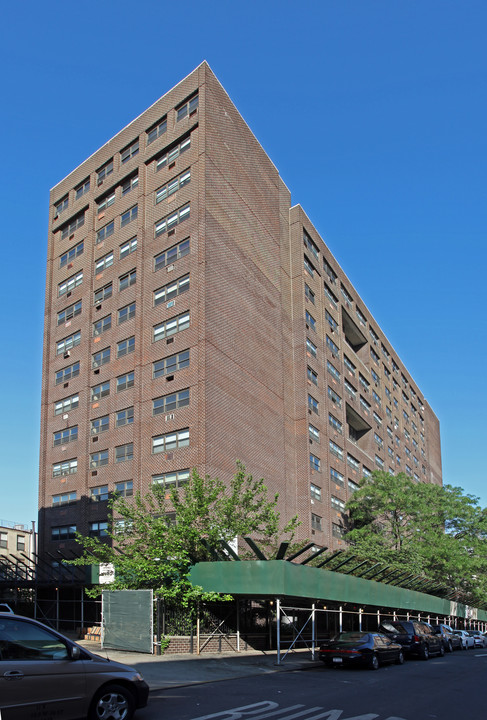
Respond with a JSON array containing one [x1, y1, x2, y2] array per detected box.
[[0, 618, 68, 660], [381, 621, 409, 634]]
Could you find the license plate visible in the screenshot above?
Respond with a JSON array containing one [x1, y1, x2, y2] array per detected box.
[[332, 657, 343, 663]]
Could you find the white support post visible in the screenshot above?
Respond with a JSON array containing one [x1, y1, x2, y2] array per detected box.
[[276, 599, 281, 665]]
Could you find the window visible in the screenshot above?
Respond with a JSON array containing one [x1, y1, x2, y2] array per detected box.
[[121, 139, 139, 164], [57, 300, 82, 326], [53, 426, 78, 446], [332, 523, 346, 539], [118, 302, 135, 324], [326, 335, 339, 357], [93, 315, 111, 336], [58, 271, 83, 296], [359, 395, 371, 414], [90, 450, 108, 468], [347, 453, 360, 471], [153, 311, 190, 342], [155, 203, 190, 236], [329, 413, 342, 434], [341, 285, 353, 306], [156, 135, 191, 171], [60, 241, 84, 268], [385, 386, 391, 400], [152, 428, 189, 453], [90, 486, 109, 502], [370, 327, 379, 345], [147, 116, 167, 145], [52, 458, 77, 477], [305, 283, 315, 304], [120, 237, 137, 259], [323, 259, 337, 284], [370, 348, 380, 364], [117, 372, 134, 392], [374, 432, 383, 448], [96, 221, 114, 244], [387, 425, 393, 439], [356, 307, 367, 326], [92, 347, 110, 368], [116, 407, 134, 427], [308, 394, 319, 414], [331, 496, 346, 512], [363, 466, 372, 478], [94, 282, 113, 304], [303, 230, 319, 259], [324, 283, 338, 307], [310, 483, 321, 501], [0, 532, 7, 549], [55, 361, 79, 385], [91, 415, 109, 435], [343, 355, 356, 376], [117, 336, 135, 357], [329, 440, 343, 459], [52, 492, 76, 507], [325, 310, 338, 332], [330, 467, 344, 487], [310, 454, 321, 472], [52, 525, 76, 541], [153, 349, 189, 378], [89, 522, 108, 538], [306, 338, 317, 358], [309, 423, 320, 442], [121, 174, 139, 196], [121, 205, 138, 227], [311, 513, 322, 532], [153, 388, 189, 415], [305, 310, 316, 331], [97, 159, 113, 184], [371, 369, 380, 386], [307, 366, 318, 385], [327, 360, 340, 382], [303, 256, 315, 277], [91, 381, 110, 401], [115, 480, 133, 497], [60, 212, 85, 240], [152, 469, 190, 488], [328, 386, 342, 408], [373, 411, 382, 426], [154, 274, 190, 306], [56, 331, 81, 356], [359, 374, 369, 392], [119, 269, 136, 291], [115, 443, 133, 463], [177, 93, 198, 121], [75, 178, 90, 200], [375, 455, 384, 469], [97, 191, 115, 215], [54, 393, 79, 415], [95, 251, 114, 273], [156, 169, 191, 203], [154, 237, 190, 271], [372, 390, 381, 407]]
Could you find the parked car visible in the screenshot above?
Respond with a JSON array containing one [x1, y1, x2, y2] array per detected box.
[[452, 629, 474, 649], [319, 631, 404, 670], [378, 619, 445, 660], [432, 623, 463, 652], [467, 630, 487, 648], [0, 613, 149, 719], [0, 604, 14, 614]]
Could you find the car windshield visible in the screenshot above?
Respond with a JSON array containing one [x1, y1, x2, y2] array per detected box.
[[380, 621, 407, 633], [332, 632, 370, 643]]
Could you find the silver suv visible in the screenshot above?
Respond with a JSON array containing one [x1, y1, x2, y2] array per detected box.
[[0, 614, 149, 719]]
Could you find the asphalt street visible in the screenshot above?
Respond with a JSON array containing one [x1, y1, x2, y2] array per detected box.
[[136, 648, 487, 720]]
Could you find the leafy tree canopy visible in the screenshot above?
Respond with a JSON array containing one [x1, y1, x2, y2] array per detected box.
[[71, 463, 299, 604], [342, 471, 487, 607]]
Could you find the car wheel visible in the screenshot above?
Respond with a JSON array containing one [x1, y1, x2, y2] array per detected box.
[[419, 644, 429, 660], [89, 684, 135, 720], [447, 641, 453, 653], [439, 643, 445, 657], [395, 651, 404, 665], [369, 654, 380, 670]]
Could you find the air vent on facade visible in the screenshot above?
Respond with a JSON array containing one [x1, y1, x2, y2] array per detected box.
[[92, 436, 98, 442], [94, 369, 100, 375], [66, 292, 71, 298], [165, 413, 175, 422], [92, 471, 98, 477], [166, 338, 174, 344], [168, 162, 176, 170], [165, 375, 174, 382], [63, 382, 69, 388], [96, 304, 102, 311], [69, 234, 74, 240], [167, 300, 175, 309], [168, 229, 175, 237]]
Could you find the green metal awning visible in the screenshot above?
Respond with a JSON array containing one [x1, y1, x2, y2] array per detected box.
[[190, 560, 487, 621]]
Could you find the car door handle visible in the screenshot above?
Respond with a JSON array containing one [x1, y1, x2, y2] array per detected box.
[[3, 671, 24, 680]]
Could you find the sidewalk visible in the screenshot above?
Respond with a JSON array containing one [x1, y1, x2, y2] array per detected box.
[[77, 640, 322, 691]]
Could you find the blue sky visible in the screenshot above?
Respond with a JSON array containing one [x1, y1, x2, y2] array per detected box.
[[1, 0, 486, 525]]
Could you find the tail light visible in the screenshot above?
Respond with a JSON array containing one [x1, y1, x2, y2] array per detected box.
[[413, 635, 420, 642]]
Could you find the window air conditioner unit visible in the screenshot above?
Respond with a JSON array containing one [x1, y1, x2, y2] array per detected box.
[[64, 351, 70, 359]]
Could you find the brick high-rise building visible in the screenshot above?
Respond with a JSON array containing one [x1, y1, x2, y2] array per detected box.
[[39, 62, 442, 560]]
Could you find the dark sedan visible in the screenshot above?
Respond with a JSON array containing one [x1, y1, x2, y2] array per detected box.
[[319, 631, 404, 670]]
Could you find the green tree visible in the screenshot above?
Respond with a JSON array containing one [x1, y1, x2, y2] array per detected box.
[[343, 471, 487, 606], [71, 463, 299, 604]]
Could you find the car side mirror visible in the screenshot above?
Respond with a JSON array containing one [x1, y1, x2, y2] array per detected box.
[[70, 645, 81, 661]]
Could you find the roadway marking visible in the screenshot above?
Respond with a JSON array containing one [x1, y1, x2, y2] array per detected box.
[[190, 702, 408, 720]]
